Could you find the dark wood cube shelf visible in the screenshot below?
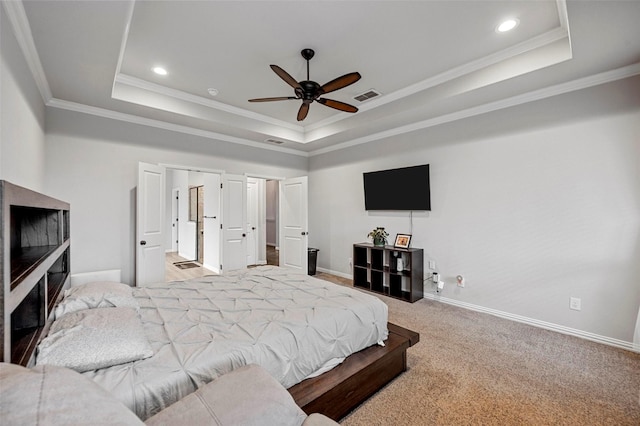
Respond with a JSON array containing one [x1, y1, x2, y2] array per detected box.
[[352, 243, 423, 303]]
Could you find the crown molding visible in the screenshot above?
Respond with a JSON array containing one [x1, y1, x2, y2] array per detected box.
[[114, 73, 304, 134], [309, 63, 640, 157], [306, 24, 570, 133], [45, 98, 309, 158], [2, 0, 52, 103]]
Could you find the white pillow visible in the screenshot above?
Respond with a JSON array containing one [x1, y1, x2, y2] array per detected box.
[[54, 281, 139, 319], [37, 307, 153, 372], [0, 363, 145, 425]]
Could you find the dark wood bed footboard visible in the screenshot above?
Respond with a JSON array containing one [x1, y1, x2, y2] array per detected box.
[[288, 322, 419, 421]]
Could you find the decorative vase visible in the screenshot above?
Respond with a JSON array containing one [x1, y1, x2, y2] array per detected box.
[[373, 237, 385, 246]]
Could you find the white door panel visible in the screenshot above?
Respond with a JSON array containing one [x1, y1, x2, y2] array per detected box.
[[203, 173, 221, 273], [280, 176, 308, 272], [136, 162, 166, 286], [223, 174, 247, 272]]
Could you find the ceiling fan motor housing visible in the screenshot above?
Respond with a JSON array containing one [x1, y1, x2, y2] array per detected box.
[[299, 80, 322, 100]]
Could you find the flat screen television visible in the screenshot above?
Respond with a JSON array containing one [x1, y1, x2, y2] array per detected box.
[[363, 164, 431, 211]]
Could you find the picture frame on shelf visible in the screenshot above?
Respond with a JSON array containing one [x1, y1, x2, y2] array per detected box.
[[394, 233, 411, 249]]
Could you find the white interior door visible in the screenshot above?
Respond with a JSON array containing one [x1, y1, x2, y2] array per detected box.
[[247, 178, 259, 266], [203, 173, 221, 273], [279, 176, 308, 272], [136, 162, 166, 286], [222, 174, 247, 272]]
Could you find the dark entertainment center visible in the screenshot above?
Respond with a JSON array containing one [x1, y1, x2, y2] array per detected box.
[[1, 181, 70, 366], [353, 243, 423, 303]]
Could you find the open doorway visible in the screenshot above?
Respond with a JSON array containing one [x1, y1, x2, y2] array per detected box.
[[266, 179, 279, 266], [136, 161, 309, 285], [165, 169, 219, 280], [245, 177, 279, 267]]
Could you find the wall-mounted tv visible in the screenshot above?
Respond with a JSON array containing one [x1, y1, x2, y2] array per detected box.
[[363, 164, 431, 211]]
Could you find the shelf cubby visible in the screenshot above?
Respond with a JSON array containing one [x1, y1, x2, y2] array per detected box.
[[2, 180, 71, 366], [352, 243, 423, 303]]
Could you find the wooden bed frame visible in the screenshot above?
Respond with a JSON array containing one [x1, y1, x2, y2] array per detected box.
[[14, 314, 418, 422], [289, 322, 419, 421]]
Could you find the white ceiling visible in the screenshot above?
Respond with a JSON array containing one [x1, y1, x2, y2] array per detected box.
[[6, 0, 640, 156]]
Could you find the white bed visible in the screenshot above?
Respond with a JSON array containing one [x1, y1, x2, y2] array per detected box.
[[78, 266, 388, 419]]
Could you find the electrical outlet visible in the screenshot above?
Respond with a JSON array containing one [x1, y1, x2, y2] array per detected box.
[[570, 297, 581, 311], [429, 260, 436, 270]]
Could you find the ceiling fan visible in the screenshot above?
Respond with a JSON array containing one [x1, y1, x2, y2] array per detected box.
[[249, 48, 361, 121]]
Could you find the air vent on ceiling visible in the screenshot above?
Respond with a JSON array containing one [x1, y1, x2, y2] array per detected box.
[[354, 89, 381, 103], [264, 138, 284, 145]]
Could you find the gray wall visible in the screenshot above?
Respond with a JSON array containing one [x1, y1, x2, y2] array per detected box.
[[43, 108, 307, 284], [1, 7, 46, 190], [308, 76, 640, 343]]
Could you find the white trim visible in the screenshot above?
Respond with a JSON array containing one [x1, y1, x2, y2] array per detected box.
[[115, 73, 304, 133], [111, 1, 135, 97], [309, 62, 640, 156], [2, 0, 52, 103], [422, 293, 639, 353], [159, 163, 225, 174], [316, 267, 352, 280], [244, 173, 286, 181], [45, 98, 309, 157], [306, 25, 569, 133], [315, 267, 637, 352]]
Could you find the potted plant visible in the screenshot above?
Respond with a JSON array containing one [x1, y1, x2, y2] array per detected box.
[[368, 227, 389, 246]]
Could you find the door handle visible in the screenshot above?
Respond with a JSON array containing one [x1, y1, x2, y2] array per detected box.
[[204, 216, 216, 219], [301, 232, 308, 236], [140, 240, 147, 245], [242, 233, 246, 237], [252, 227, 256, 230]]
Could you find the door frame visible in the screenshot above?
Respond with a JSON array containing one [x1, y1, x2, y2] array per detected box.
[[171, 188, 179, 252], [144, 164, 306, 279], [247, 174, 284, 267]]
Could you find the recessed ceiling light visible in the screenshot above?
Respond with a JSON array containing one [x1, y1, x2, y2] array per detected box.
[[152, 66, 168, 76], [496, 18, 519, 33], [207, 88, 219, 97]]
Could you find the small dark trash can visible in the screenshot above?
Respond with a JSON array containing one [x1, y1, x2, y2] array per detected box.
[[308, 248, 319, 275]]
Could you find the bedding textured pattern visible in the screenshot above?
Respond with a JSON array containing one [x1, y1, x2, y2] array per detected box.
[[81, 266, 388, 420]]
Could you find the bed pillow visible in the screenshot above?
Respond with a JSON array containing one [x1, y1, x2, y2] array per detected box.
[[37, 307, 153, 372], [0, 362, 145, 425], [54, 281, 139, 319]]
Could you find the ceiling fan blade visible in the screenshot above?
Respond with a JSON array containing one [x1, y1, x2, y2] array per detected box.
[[317, 98, 358, 113], [320, 72, 361, 95], [270, 65, 301, 90], [297, 103, 310, 121], [248, 97, 297, 102]]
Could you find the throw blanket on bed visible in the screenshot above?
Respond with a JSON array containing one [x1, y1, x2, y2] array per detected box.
[[82, 266, 388, 419]]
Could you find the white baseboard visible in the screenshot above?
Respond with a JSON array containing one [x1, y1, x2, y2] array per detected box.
[[423, 293, 639, 353], [71, 269, 122, 287], [314, 267, 638, 353], [316, 266, 352, 280]]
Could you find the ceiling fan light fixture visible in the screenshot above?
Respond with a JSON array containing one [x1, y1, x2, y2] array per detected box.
[[496, 18, 519, 33]]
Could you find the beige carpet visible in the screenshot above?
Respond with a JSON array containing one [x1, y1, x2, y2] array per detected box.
[[315, 274, 640, 425]]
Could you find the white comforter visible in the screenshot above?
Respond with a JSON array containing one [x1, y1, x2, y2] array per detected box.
[[82, 266, 388, 419]]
